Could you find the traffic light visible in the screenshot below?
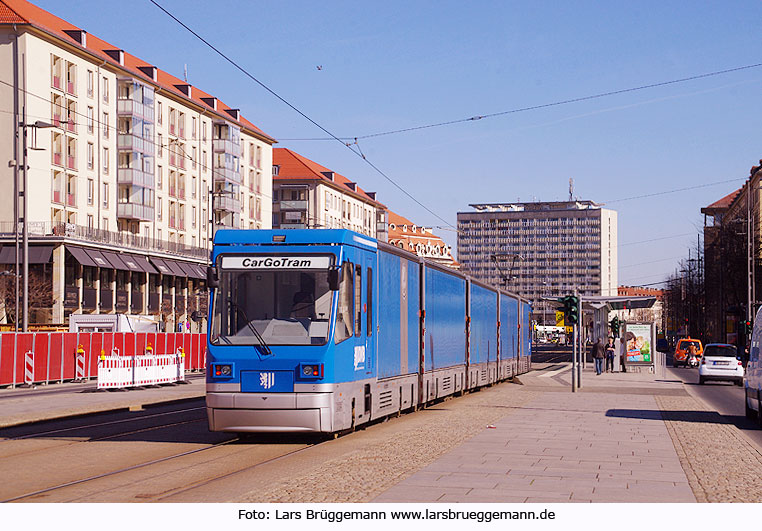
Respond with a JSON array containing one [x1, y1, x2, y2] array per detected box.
[[745, 320, 753, 336], [556, 295, 580, 324], [609, 316, 620, 338]]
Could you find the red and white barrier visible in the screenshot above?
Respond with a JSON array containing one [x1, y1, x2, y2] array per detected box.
[[0, 332, 208, 388], [97, 350, 187, 390], [24, 350, 34, 386]]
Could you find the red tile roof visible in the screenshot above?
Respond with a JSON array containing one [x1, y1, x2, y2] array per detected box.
[[273, 148, 384, 208], [0, 0, 275, 144], [387, 210, 458, 267], [0, 1, 25, 23], [702, 187, 742, 214]]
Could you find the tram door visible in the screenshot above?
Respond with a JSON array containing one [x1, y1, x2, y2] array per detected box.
[[364, 254, 376, 377]]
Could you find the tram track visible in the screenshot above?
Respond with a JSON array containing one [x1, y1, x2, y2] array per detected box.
[[1, 435, 241, 503]]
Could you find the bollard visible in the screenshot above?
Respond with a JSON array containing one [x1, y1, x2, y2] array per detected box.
[[75, 344, 86, 382], [23, 350, 35, 388], [176, 346, 187, 384]]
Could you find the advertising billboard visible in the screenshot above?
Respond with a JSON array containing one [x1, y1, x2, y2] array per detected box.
[[624, 323, 653, 363]]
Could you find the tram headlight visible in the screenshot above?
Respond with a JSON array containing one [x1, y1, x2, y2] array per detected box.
[[299, 363, 323, 379], [214, 364, 233, 377]]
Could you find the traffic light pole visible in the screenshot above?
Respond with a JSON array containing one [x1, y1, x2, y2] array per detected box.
[[571, 323, 576, 392], [576, 290, 582, 389]]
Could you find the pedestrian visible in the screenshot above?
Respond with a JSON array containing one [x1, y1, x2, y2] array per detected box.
[[591, 337, 605, 375], [605, 337, 615, 373]]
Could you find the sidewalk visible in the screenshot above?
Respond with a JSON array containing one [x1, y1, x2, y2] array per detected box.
[[0, 374, 205, 428], [373, 363, 697, 502]]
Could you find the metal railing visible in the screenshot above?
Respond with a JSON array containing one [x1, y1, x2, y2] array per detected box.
[[0, 221, 207, 259]]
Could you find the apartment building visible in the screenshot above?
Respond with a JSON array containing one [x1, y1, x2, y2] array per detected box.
[[387, 211, 458, 269], [457, 201, 617, 322], [272, 148, 387, 239], [0, 0, 275, 327]]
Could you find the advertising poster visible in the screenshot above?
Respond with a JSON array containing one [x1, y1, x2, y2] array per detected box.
[[625, 323, 652, 363]]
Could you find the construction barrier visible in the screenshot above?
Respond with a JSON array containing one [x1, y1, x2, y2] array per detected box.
[[97, 349, 187, 390], [0, 332, 207, 388]]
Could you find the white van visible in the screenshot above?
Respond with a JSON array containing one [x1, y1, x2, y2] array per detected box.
[[745, 307, 762, 420]]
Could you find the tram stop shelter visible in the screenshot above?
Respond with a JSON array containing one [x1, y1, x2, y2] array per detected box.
[[583, 295, 659, 374]]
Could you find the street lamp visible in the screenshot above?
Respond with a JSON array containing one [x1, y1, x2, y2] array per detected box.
[[16, 119, 57, 332]]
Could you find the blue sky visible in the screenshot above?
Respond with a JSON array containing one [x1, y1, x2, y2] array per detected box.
[[35, 0, 762, 286]]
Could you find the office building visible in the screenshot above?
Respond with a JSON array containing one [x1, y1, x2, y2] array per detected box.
[[457, 200, 617, 322]]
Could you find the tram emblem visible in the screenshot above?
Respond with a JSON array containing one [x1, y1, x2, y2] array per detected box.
[[259, 372, 275, 390]]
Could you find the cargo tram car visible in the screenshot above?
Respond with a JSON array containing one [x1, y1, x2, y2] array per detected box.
[[205, 229, 531, 433]]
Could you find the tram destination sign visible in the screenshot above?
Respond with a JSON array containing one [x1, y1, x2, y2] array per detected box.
[[221, 256, 332, 270]]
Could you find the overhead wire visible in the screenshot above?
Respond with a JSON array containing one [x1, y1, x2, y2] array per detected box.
[[279, 62, 762, 141]]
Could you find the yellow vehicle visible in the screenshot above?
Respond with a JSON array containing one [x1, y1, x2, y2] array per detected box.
[[673, 338, 703, 368]]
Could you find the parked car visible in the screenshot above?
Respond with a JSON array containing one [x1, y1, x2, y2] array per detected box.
[[674, 338, 703, 368], [698, 343, 743, 385]]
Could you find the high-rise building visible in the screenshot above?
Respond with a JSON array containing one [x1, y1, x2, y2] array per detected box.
[[457, 201, 617, 322], [0, 0, 275, 327]]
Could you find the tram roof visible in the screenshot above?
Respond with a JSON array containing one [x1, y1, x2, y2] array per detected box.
[[213, 229, 378, 249]]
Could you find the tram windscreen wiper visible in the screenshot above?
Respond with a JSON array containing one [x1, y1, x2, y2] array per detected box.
[[229, 300, 273, 356]]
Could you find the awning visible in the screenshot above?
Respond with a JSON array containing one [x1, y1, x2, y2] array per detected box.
[[178, 261, 204, 279], [149, 257, 173, 276], [100, 250, 129, 271], [0, 245, 53, 264], [88, 249, 111, 269], [67, 246, 97, 267], [118, 254, 144, 273], [164, 259, 188, 277], [130, 254, 158, 274], [101, 251, 130, 271]]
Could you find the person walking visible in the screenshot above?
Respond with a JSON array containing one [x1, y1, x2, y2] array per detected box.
[[592, 337, 605, 375], [605, 337, 615, 373]]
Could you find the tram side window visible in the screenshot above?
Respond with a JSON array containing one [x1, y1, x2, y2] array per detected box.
[[367, 267, 372, 336], [335, 263, 353, 343], [355, 266, 362, 336]]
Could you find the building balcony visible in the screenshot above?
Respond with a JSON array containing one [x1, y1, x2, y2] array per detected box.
[[117, 202, 154, 221], [118, 134, 153, 154], [117, 168, 155, 188], [212, 166, 241, 185], [66, 193, 76, 207], [213, 195, 241, 213], [52, 190, 63, 205], [52, 76, 62, 90], [117, 99, 145, 118], [66, 156, 77, 171], [279, 200, 307, 210], [53, 152, 63, 166], [66, 120, 76, 134], [212, 138, 241, 156]]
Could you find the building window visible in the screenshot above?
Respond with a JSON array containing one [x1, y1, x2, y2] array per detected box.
[[102, 76, 109, 102], [66, 62, 76, 95], [87, 214, 94, 229], [87, 70, 93, 98], [87, 106, 94, 133], [192, 116, 197, 139], [102, 182, 109, 208], [202, 121, 207, 141], [157, 133, 163, 157], [102, 147, 109, 174], [87, 142, 94, 170], [192, 175, 197, 198], [192, 146, 197, 169], [157, 198, 162, 221], [202, 150, 207, 172], [51, 55, 63, 90], [102, 112, 109, 139], [192, 206, 196, 228], [157, 165, 163, 189]]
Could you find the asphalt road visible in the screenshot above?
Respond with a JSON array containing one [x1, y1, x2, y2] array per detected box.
[[664, 352, 762, 448]]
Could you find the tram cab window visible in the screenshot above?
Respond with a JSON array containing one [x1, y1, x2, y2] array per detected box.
[[211, 265, 334, 346], [335, 262, 353, 343], [367, 267, 372, 337]]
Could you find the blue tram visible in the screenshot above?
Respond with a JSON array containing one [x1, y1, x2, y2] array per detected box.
[[205, 229, 531, 433]]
